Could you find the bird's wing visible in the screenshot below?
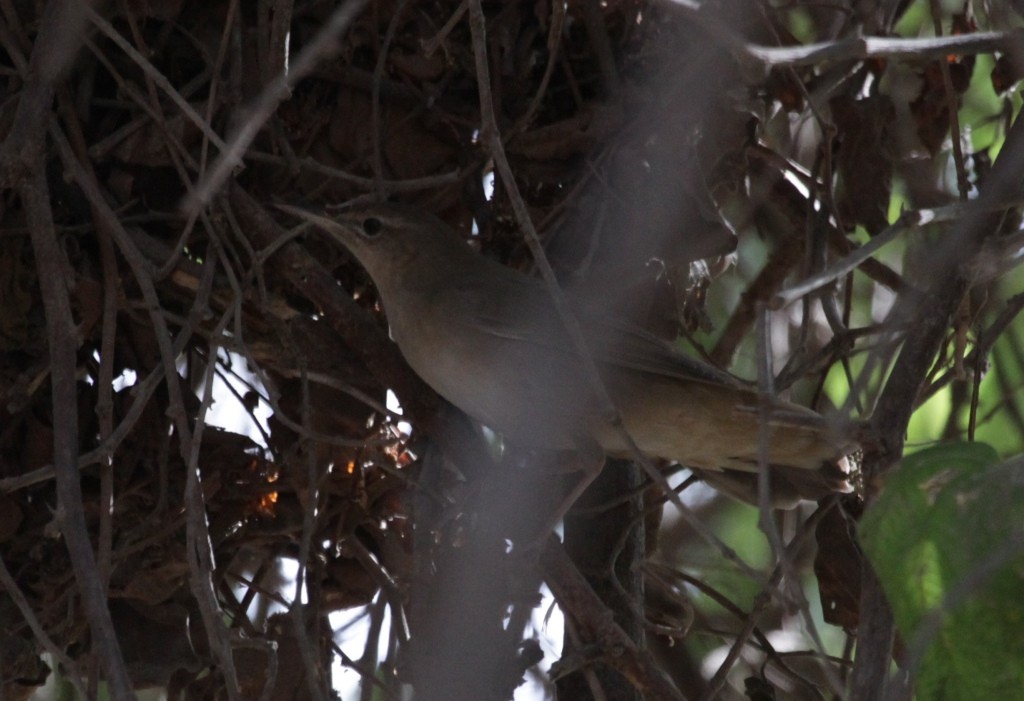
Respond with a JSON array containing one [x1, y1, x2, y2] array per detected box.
[[434, 274, 745, 381], [428, 274, 855, 488], [577, 313, 742, 387], [428, 273, 576, 345], [432, 277, 841, 425]]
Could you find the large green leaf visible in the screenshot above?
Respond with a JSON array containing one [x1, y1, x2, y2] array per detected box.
[[859, 443, 1024, 701]]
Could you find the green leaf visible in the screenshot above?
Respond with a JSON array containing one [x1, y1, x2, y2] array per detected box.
[[859, 443, 1024, 701]]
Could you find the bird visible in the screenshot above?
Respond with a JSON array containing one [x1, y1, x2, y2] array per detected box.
[[278, 202, 856, 507]]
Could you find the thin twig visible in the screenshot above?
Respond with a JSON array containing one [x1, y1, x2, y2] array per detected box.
[[185, 0, 370, 211], [927, 0, 970, 201], [466, 0, 763, 584], [666, 1, 1020, 69], [0, 556, 90, 699]]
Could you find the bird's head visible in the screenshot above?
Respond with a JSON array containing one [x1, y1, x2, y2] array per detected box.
[[277, 202, 479, 294]]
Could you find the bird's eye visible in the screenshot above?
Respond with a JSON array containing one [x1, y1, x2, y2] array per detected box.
[[361, 217, 383, 238]]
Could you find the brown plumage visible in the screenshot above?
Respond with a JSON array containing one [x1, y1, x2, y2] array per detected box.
[[281, 203, 856, 507]]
